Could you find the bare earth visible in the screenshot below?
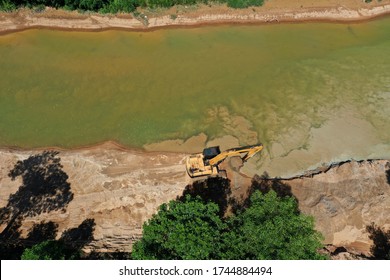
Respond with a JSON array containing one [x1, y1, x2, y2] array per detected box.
[[0, 142, 389, 257], [0, 142, 191, 253], [0, 1, 390, 33]]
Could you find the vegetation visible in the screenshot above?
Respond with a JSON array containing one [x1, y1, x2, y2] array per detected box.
[[21, 219, 97, 260], [222, 191, 325, 259], [0, 0, 265, 13], [227, 0, 263, 9], [132, 189, 326, 260], [100, 0, 139, 13], [132, 195, 226, 259], [0, 0, 16, 11], [21, 240, 74, 260]]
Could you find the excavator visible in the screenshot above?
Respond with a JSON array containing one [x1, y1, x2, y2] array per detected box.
[[185, 144, 263, 178]]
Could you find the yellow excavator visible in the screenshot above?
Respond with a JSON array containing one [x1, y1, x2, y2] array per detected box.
[[185, 144, 263, 178]]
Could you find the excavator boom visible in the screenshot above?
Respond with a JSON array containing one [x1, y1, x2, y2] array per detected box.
[[208, 144, 263, 166], [186, 144, 263, 178]]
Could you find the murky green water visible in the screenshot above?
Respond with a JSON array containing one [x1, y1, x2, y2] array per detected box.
[[1, 19, 390, 151]]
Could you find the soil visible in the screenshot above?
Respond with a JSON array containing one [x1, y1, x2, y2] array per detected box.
[[1, 142, 389, 256], [0, 1, 390, 34]]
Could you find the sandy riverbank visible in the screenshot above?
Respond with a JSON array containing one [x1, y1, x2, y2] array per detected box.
[[1, 1, 390, 33], [1, 142, 389, 257]]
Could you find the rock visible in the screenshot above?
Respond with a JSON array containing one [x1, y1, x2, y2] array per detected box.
[[282, 159, 390, 255]]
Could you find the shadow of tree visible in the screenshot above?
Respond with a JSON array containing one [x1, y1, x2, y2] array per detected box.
[[0, 151, 73, 259], [3, 218, 96, 260], [0, 217, 23, 260], [26, 221, 58, 244], [386, 165, 390, 185], [231, 173, 295, 214], [0, 209, 21, 240], [177, 177, 231, 218], [249, 173, 293, 198], [60, 218, 96, 252], [366, 223, 390, 260], [6, 151, 73, 219]]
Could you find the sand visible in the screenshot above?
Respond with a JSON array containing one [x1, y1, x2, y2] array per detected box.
[[1, 1, 390, 34], [1, 143, 389, 256]]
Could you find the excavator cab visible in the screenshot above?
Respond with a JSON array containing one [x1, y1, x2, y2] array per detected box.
[[202, 146, 221, 162]]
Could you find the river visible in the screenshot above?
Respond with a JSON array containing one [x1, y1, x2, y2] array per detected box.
[[1, 18, 389, 176]]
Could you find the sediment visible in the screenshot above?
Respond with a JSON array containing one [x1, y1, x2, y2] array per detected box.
[[0, 143, 389, 256], [1, 2, 390, 34]]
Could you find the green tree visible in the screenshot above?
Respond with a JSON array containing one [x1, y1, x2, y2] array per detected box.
[[222, 190, 326, 260], [21, 240, 73, 260], [100, 0, 138, 13], [19, 218, 96, 260], [227, 0, 263, 9], [132, 190, 326, 260], [132, 195, 226, 260], [0, 0, 16, 11], [79, 0, 107, 10]]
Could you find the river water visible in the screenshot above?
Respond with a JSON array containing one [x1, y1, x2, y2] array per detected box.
[[1, 18, 389, 176]]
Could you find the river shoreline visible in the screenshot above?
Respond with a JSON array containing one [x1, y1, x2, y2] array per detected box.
[[1, 1, 390, 34], [1, 139, 388, 178], [1, 143, 389, 256]]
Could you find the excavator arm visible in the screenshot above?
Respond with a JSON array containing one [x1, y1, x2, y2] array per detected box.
[[208, 144, 263, 166]]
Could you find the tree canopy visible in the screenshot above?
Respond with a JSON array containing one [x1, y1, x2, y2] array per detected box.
[[132, 195, 226, 260], [222, 190, 326, 260], [132, 190, 326, 260], [21, 240, 71, 260], [19, 218, 96, 260]]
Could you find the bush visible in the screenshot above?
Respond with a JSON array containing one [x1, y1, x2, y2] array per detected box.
[[101, 0, 138, 13], [227, 0, 263, 9], [0, 0, 16, 11], [33, 4, 45, 12], [1, 0, 265, 13], [21, 240, 76, 260]]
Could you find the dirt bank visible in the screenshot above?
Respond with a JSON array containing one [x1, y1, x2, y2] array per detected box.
[[0, 142, 190, 253], [1, 1, 390, 34], [282, 159, 390, 256], [1, 142, 389, 256]]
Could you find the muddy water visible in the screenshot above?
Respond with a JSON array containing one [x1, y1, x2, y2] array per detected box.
[[0, 19, 389, 176]]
